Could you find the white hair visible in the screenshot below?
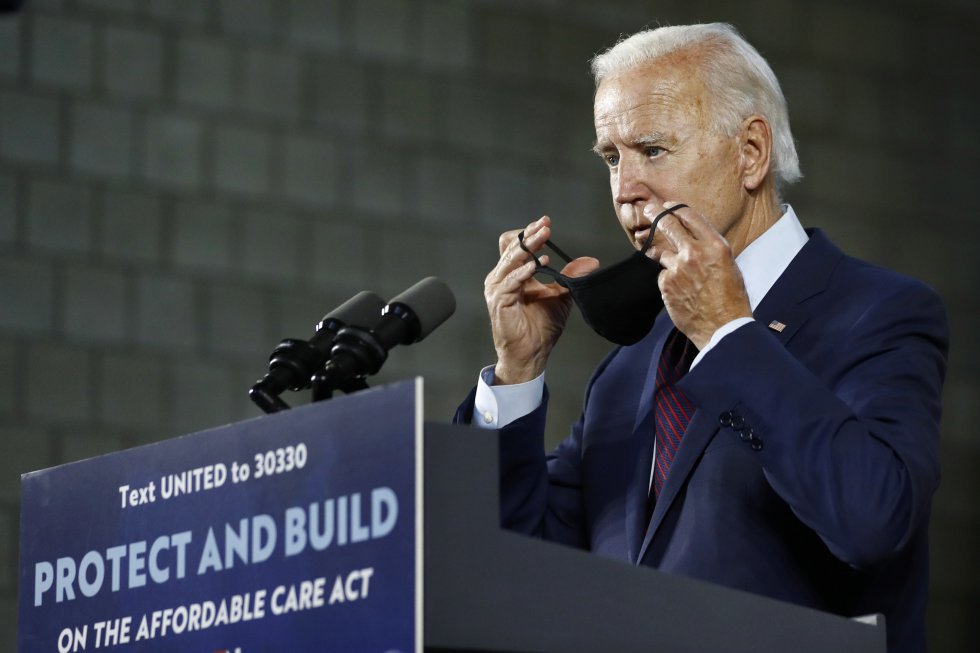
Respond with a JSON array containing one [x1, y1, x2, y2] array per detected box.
[[591, 23, 802, 190]]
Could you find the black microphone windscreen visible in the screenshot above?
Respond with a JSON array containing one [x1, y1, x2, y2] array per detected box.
[[387, 276, 456, 340], [319, 291, 385, 330]]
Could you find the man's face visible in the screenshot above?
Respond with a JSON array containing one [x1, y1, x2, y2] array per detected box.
[[593, 56, 747, 253]]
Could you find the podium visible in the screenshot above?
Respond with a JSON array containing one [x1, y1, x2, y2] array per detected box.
[[19, 380, 885, 653]]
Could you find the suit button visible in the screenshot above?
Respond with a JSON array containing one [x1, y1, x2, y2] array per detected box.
[[730, 414, 745, 430], [719, 411, 733, 427], [750, 438, 764, 451], [739, 428, 753, 442]]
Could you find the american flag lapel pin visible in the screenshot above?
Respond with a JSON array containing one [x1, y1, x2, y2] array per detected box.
[[768, 320, 787, 333]]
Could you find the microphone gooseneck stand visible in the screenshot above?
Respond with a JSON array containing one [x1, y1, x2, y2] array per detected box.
[[248, 278, 456, 414], [250, 332, 372, 413], [249, 332, 370, 414], [310, 301, 422, 402], [248, 291, 387, 414]]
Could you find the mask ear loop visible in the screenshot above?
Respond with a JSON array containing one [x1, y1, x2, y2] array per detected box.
[[543, 239, 574, 263], [516, 231, 575, 288], [518, 202, 688, 266], [639, 203, 688, 254], [517, 231, 574, 268]]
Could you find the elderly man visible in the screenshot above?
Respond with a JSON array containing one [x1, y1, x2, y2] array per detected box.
[[455, 23, 947, 653]]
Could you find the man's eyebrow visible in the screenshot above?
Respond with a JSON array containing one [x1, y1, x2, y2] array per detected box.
[[590, 132, 669, 157], [590, 141, 609, 157], [631, 132, 668, 146]]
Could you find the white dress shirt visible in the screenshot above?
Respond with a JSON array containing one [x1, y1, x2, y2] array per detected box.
[[473, 205, 809, 430]]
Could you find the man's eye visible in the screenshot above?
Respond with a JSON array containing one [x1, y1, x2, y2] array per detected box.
[[604, 154, 620, 166], [645, 146, 664, 158]]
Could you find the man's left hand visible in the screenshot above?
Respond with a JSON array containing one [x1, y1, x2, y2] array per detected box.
[[649, 202, 752, 350]]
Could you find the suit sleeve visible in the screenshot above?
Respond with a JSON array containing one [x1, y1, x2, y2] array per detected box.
[[453, 350, 621, 549], [680, 280, 948, 568]]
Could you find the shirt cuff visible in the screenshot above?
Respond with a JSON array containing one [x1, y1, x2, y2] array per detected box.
[[690, 317, 755, 369], [473, 365, 545, 429]]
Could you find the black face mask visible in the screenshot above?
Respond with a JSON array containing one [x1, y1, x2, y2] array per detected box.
[[518, 204, 687, 346]]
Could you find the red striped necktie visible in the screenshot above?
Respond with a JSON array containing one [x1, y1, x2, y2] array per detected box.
[[652, 329, 697, 499]]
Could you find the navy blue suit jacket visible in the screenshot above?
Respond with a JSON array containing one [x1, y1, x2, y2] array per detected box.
[[456, 230, 948, 653]]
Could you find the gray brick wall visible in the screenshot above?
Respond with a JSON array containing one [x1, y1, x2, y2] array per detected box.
[[0, 91, 61, 165], [0, 0, 977, 650], [62, 262, 128, 341], [98, 187, 164, 263], [142, 113, 204, 188], [69, 101, 137, 180], [30, 13, 95, 90], [0, 257, 55, 333]]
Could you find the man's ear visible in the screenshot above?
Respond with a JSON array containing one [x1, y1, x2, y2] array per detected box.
[[739, 115, 773, 191]]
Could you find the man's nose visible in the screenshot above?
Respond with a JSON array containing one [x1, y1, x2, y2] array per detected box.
[[612, 158, 649, 205]]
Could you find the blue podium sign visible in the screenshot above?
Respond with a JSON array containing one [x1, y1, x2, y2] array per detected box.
[[18, 379, 423, 653]]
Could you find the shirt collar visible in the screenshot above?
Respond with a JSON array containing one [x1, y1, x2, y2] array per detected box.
[[735, 204, 809, 311]]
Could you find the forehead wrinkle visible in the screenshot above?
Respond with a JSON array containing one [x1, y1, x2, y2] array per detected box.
[[594, 91, 677, 126], [595, 106, 667, 146], [595, 58, 714, 133], [594, 103, 680, 150]]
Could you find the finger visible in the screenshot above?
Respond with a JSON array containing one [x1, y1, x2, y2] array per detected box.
[[560, 256, 600, 278], [493, 253, 552, 300], [498, 215, 551, 255], [521, 220, 552, 254], [494, 224, 552, 283], [502, 258, 539, 295], [498, 228, 522, 256], [487, 246, 531, 290], [645, 204, 694, 251], [662, 201, 722, 242], [508, 225, 551, 270], [487, 259, 533, 308], [644, 230, 674, 261], [657, 245, 679, 270], [487, 256, 548, 293], [653, 212, 691, 254]]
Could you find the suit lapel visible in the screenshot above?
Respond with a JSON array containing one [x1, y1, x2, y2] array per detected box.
[[749, 228, 842, 349], [635, 229, 842, 564]]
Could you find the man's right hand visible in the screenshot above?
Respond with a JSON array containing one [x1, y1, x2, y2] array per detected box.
[[485, 216, 599, 385]]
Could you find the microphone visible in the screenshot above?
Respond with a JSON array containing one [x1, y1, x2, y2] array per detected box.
[[249, 291, 386, 413], [314, 277, 456, 393]]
